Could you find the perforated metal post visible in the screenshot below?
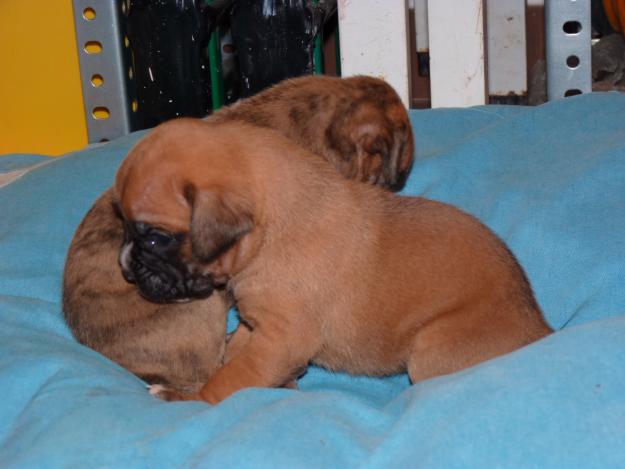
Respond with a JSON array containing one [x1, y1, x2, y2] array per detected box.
[[546, 0, 592, 100], [72, 0, 135, 143]]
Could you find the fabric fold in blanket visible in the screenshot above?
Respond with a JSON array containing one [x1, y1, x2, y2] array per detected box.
[[1, 93, 624, 467]]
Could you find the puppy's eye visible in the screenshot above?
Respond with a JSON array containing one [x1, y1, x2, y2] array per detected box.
[[143, 232, 175, 250]]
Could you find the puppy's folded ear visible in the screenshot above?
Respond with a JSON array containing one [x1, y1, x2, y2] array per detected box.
[[187, 188, 254, 262], [353, 120, 413, 190], [353, 122, 391, 161]]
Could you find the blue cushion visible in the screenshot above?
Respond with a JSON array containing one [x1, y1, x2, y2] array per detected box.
[[1, 93, 624, 467]]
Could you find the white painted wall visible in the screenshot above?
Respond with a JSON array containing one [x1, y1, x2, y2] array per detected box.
[[487, 0, 527, 96], [428, 0, 486, 107], [337, 0, 412, 108], [413, 0, 428, 52]]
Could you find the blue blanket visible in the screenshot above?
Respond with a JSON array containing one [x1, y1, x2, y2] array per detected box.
[[1, 93, 624, 467]]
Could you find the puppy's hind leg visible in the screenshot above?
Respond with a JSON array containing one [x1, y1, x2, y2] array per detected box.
[[406, 304, 549, 384]]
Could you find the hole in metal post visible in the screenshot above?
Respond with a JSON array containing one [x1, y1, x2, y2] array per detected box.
[[563, 21, 582, 34], [564, 89, 583, 97], [92, 107, 110, 119], [84, 41, 103, 54], [566, 55, 580, 68], [90, 74, 104, 87], [83, 7, 96, 20]]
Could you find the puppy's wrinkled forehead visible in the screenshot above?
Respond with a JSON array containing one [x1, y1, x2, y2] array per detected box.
[[115, 121, 202, 232], [116, 119, 264, 220]]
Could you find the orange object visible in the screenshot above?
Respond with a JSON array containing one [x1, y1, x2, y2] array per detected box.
[[603, 0, 625, 33], [0, 1, 88, 156]]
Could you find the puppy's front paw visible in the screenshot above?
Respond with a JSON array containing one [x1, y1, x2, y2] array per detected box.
[[148, 384, 187, 401]]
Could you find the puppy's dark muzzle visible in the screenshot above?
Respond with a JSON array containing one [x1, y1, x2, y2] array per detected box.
[[129, 253, 215, 303], [120, 223, 216, 303]]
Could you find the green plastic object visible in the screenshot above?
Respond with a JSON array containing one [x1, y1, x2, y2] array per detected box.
[[205, 0, 225, 110], [313, 0, 324, 74]]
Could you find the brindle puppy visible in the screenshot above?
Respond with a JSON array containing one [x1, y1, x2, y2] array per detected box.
[[63, 75, 414, 394], [63, 190, 229, 393], [212, 74, 414, 190]]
